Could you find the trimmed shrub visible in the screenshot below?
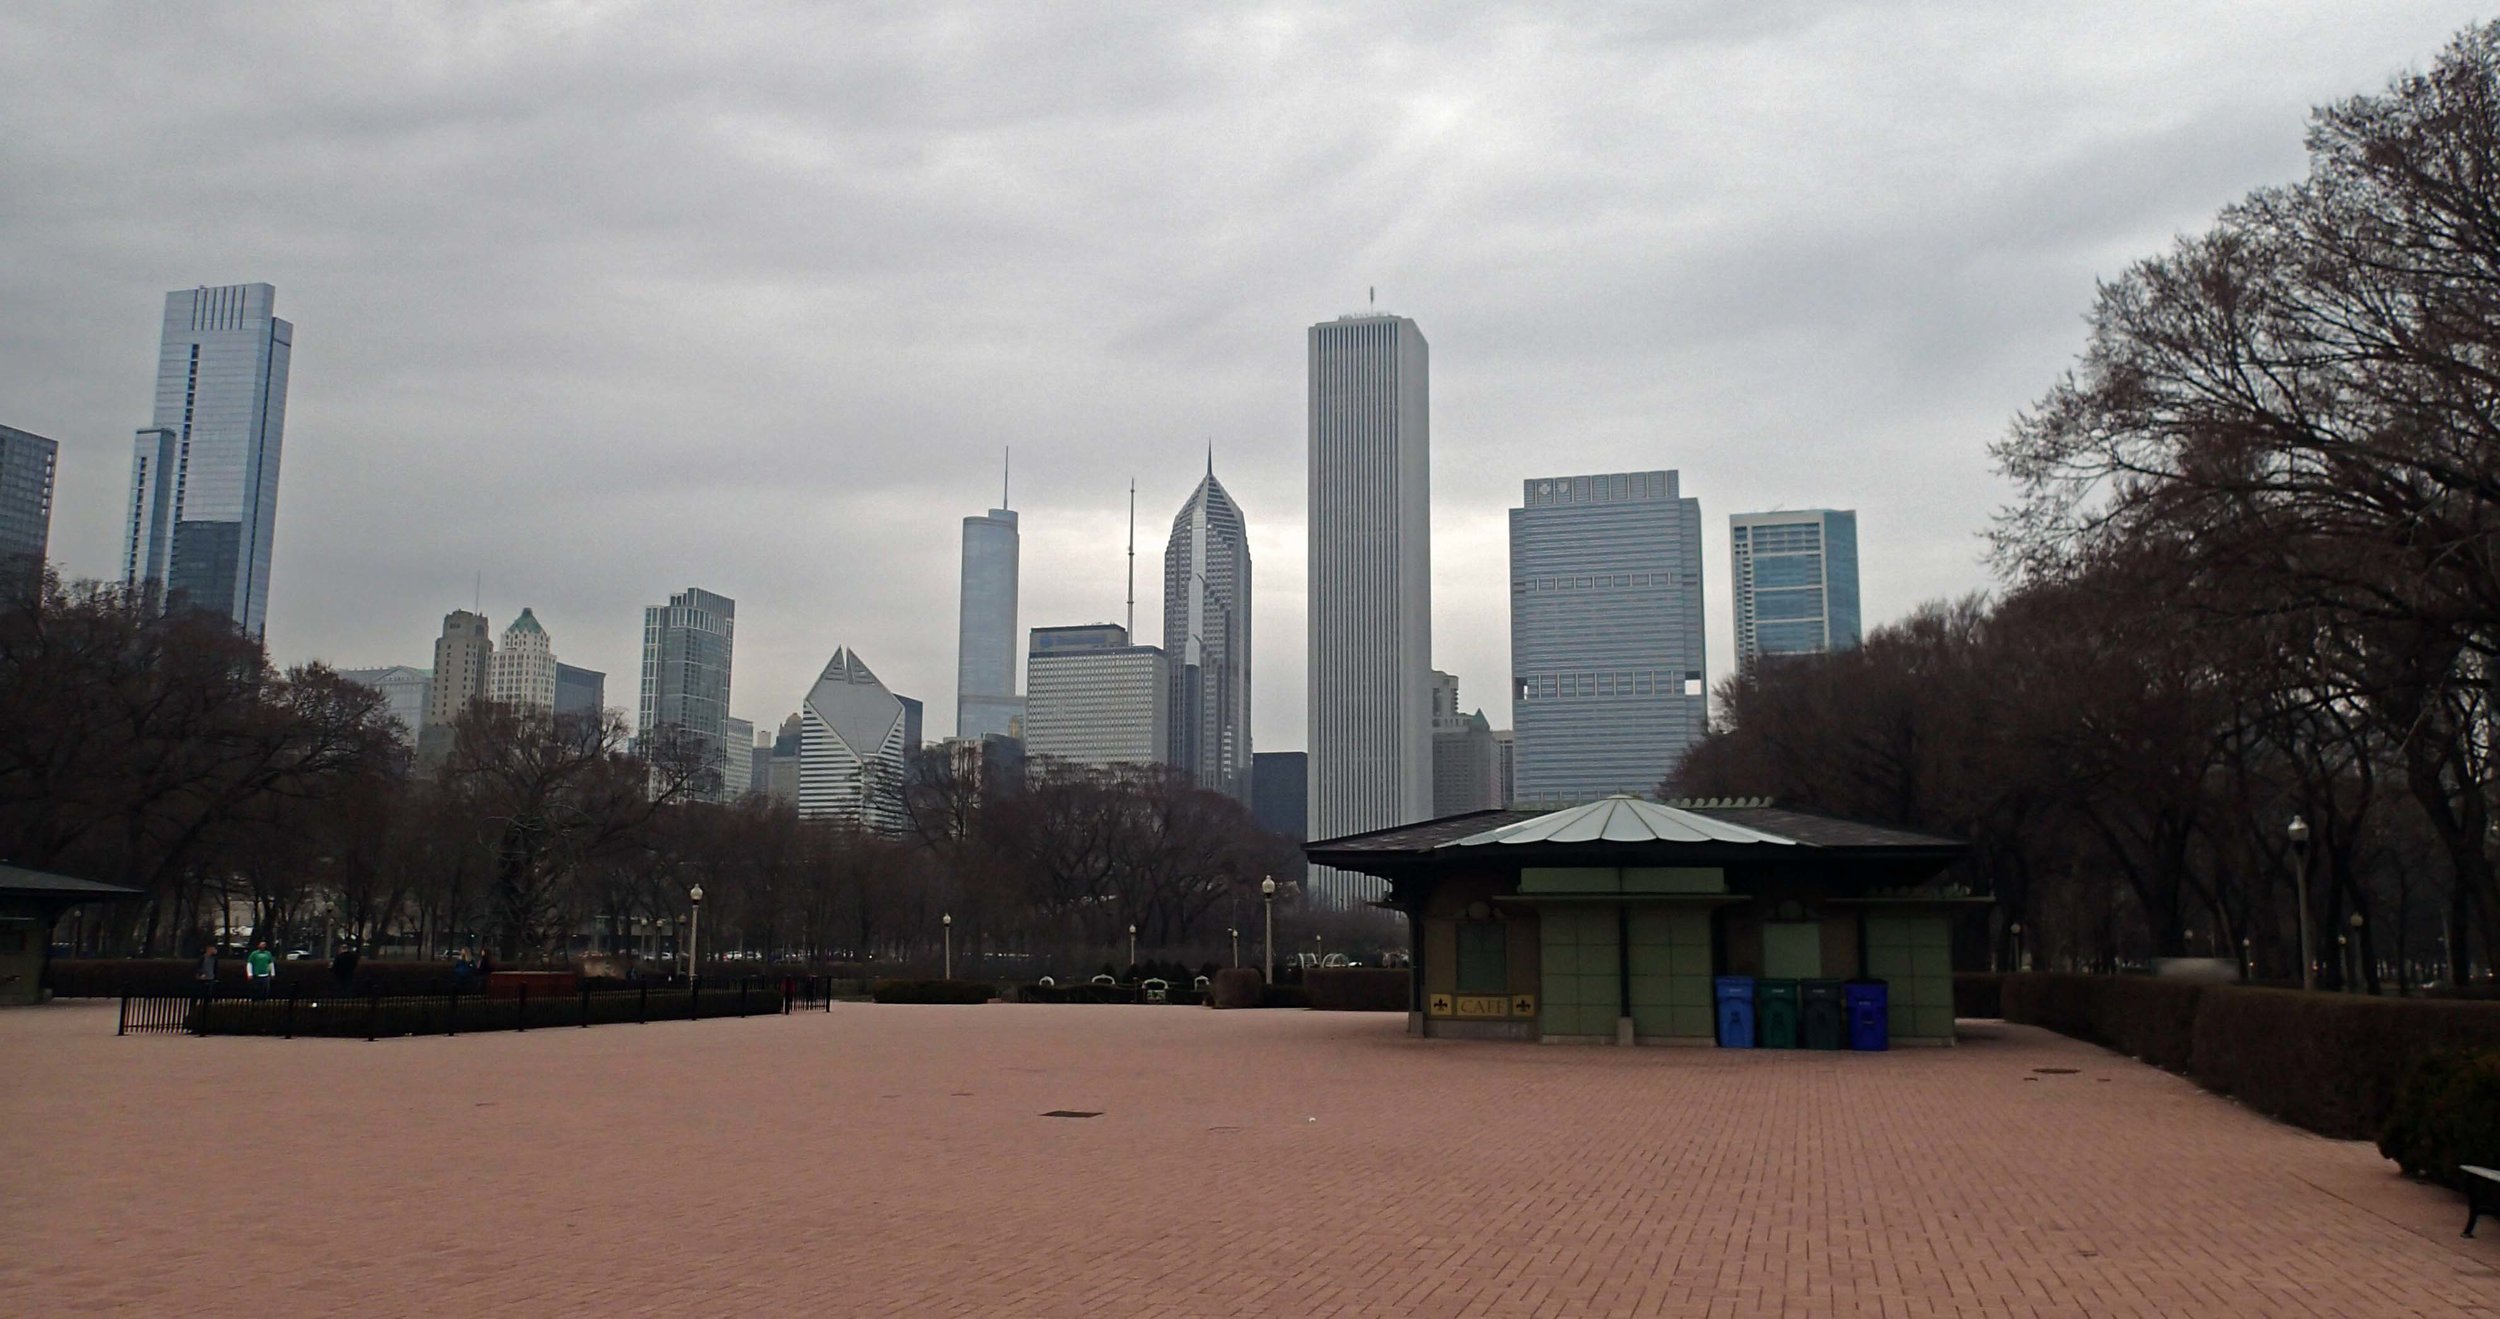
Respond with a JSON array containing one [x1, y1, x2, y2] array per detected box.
[[48, 957, 464, 998], [1209, 968, 1264, 1009], [2095, 977, 2207, 1073], [1016, 981, 1136, 1004], [1304, 968, 1409, 1011], [1952, 973, 2002, 1019], [1258, 985, 1311, 1009], [2379, 1049, 2500, 1188], [2189, 988, 2500, 1139], [870, 979, 996, 1004], [190, 983, 783, 1037]]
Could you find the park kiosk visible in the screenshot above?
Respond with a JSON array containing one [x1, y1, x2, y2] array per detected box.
[[1304, 795, 1979, 1047], [0, 864, 144, 1005]]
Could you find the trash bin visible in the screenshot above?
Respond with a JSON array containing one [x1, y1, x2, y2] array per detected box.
[[1757, 979, 1800, 1049], [1802, 979, 1845, 1050], [1846, 980, 1890, 1052], [1714, 976, 1756, 1048]]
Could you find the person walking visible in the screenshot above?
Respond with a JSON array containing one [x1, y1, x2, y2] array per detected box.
[[193, 943, 220, 1000], [246, 942, 277, 999], [330, 941, 361, 993]]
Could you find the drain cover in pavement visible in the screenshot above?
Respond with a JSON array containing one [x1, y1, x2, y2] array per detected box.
[[2033, 1067, 2079, 1075], [1041, 1110, 1102, 1119]]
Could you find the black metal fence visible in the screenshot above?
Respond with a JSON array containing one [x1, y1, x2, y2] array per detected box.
[[117, 976, 837, 1040]]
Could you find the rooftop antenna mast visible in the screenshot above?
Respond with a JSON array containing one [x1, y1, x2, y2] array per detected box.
[[1125, 479, 1136, 638], [1002, 447, 1010, 510]]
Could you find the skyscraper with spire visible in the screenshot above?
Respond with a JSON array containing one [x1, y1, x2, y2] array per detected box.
[[955, 455, 1023, 740], [1163, 454, 1252, 801]]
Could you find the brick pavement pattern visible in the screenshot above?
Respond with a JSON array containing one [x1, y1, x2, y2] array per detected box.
[[4, 1002, 2496, 1317]]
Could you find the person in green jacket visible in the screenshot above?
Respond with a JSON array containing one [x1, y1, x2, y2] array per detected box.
[[246, 942, 277, 999]]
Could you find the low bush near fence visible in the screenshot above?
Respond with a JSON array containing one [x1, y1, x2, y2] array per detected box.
[[1209, 968, 1264, 1009], [870, 979, 996, 1004], [2378, 1049, 2500, 1189], [1952, 973, 2002, 1019], [50, 957, 464, 999], [177, 982, 785, 1038], [1303, 968, 1408, 1011], [2000, 974, 2500, 1141]]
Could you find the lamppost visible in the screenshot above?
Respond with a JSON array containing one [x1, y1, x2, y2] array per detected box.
[[687, 884, 704, 982], [942, 912, 954, 980], [1260, 876, 1277, 984], [2288, 816, 2314, 991], [1127, 923, 1137, 971], [2009, 922, 2024, 972], [1314, 933, 1324, 966], [1229, 927, 1240, 968], [2348, 911, 2365, 993]]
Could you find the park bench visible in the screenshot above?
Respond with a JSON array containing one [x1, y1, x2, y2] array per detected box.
[[2466, 1165, 2500, 1239]]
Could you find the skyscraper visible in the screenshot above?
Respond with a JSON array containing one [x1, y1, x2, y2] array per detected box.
[[419, 609, 492, 763], [1429, 671, 1501, 816], [1251, 751, 1308, 840], [339, 666, 432, 746], [639, 588, 736, 799], [1023, 623, 1168, 769], [122, 284, 292, 637], [720, 716, 754, 799], [554, 663, 606, 720], [489, 608, 557, 714], [1730, 510, 1861, 668], [1509, 471, 1706, 801], [1306, 311, 1432, 908], [1162, 460, 1253, 801], [956, 495, 1022, 740], [0, 424, 58, 596], [800, 647, 909, 831]]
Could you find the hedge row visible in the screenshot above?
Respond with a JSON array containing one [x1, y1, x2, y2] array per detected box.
[[190, 984, 783, 1038], [1951, 973, 2002, 1019], [1999, 973, 2500, 1140], [869, 979, 997, 1004], [50, 957, 466, 998], [1303, 968, 1408, 1012], [2378, 1049, 2500, 1189]]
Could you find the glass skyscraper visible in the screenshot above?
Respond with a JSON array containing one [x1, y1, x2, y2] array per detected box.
[[640, 588, 735, 799], [956, 505, 1023, 739], [1307, 312, 1433, 909], [1508, 470, 1706, 802], [122, 284, 292, 637], [0, 423, 57, 596], [1162, 461, 1252, 801], [1730, 510, 1861, 668]]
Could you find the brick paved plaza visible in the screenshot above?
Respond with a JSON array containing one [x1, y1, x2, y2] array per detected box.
[[4, 1002, 2496, 1318]]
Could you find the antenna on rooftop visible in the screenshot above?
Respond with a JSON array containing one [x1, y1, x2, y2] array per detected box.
[[1002, 447, 1011, 510], [1125, 479, 1136, 639], [1368, 285, 1375, 308]]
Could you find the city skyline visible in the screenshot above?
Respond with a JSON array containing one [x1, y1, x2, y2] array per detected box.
[[6, 6, 2478, 766]]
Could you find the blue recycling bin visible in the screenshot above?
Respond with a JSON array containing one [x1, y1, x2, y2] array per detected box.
[[1846, 980, 1889, 1052], [1714, 976, 1756, 1048]]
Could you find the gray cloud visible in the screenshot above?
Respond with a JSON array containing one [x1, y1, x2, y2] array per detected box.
[[1, 1, 2484, 747]]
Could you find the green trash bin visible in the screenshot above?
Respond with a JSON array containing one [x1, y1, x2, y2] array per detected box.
[[1757, 979, 1801, 1049], [1802, 979, 1845, 1050]]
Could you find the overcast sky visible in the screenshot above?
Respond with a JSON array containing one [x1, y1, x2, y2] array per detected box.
[[1, 2, 2485, 750]]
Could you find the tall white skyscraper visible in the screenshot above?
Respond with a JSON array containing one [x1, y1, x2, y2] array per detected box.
[[1162, 460, 1252, 800], [1306, 311, 1432, 908], [489, 608, 557, 714], [1730, 510, 1861, 669], [640, 587, 736, 799], [1510, 471, 1706, 801], [1024, 624, 1168, 770], [801, 647, 909, 832], [956, 498, 1023, 740], [123, 284, 293, 637]]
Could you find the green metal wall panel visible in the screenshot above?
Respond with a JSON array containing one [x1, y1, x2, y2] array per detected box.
[[1865, 914, 1953, 1039], [1538, 906, 1621, 1037], [1763, 922, 1823, 979], [1626, 908, 1714, 1037]]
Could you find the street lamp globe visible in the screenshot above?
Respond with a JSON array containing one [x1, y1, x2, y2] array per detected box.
[[1261, 877, 1277, 898], [688, 884, 704, 905], [2287, 815, 2309, 847], [943, 913, 952, 927], [2349, 911, 2364, 929]]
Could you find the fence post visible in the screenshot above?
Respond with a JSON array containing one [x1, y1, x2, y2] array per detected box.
[[740, 977, 750, 1017], [689, 974, 700, 1021], [638, 982, 649, 1024], [285, 992, 298, 1040], [447, 986, 457, 1037], [517, 984, 528, 1033], [580, 983, 591, 1028], [117, 994, 129, 1037], [366, 991, 380, 1042]]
